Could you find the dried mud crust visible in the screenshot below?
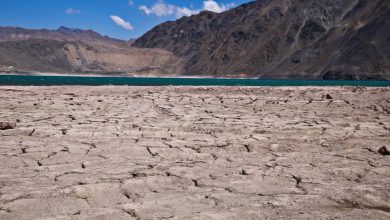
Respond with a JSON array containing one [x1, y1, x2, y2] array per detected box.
[[0, 86, 389, 220]]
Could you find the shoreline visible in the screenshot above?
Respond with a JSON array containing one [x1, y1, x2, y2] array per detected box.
[[1, 72, 388, 81], [1, 85, 389, 89], [0, 72, 251, 79]]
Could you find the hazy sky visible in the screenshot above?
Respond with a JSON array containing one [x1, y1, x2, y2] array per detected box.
[[0, 0, 252, 40]]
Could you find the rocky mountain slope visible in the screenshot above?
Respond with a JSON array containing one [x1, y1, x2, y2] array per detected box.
[[0, 27, 184, 75], [134, 0, 390, 80]]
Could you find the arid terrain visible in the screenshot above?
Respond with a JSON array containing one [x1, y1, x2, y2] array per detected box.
[[0, 86, 389, 219], [1, 1, 390, 79], [0, 27, 185, 75]]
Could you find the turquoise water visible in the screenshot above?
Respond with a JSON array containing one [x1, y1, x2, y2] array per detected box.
[[0, 75, 389, 87]]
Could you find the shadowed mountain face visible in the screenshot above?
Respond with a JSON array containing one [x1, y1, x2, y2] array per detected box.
[[0, 27, 185, 75], [134, 0, 390, 80]]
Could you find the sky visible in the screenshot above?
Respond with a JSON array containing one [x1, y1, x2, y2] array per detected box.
[[0, 0, 252, 40]]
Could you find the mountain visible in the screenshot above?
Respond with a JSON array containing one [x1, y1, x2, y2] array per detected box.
[[0, 26, 125, 45], [0, 26, 184, 75], [133, 0, 390, 80]]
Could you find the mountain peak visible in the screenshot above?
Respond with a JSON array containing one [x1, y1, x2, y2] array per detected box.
[[0, 26, 125, 44], [57, 26, 82, 33]]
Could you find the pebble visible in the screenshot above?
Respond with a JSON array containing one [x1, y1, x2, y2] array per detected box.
[[324, 94, 333, 99], [0, 122, 16, 130], [378, 146, 390, 156]]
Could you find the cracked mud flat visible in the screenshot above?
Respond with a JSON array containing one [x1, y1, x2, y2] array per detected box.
[[0, 86, 389, 220]]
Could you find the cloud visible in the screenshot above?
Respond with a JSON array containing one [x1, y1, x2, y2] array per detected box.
[[176, 7, 199, 18], [203, 0, 235, 13], [110, 15, 134, 30], [139, 0, 235, 19], [139, 0, 176, 17], [65, 8, 81, 15], [128, 0, 134, 6]]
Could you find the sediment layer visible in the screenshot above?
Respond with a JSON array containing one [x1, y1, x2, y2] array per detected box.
[[0, 86, 389, 219]]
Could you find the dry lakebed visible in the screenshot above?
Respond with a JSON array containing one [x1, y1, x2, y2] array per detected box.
[[0, 86, 389, 219]]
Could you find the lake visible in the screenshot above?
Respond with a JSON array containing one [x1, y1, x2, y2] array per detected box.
[[0, 74, 389, 87]]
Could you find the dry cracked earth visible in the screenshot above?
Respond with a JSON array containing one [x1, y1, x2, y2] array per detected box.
[[0, 86, 389, 220]]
